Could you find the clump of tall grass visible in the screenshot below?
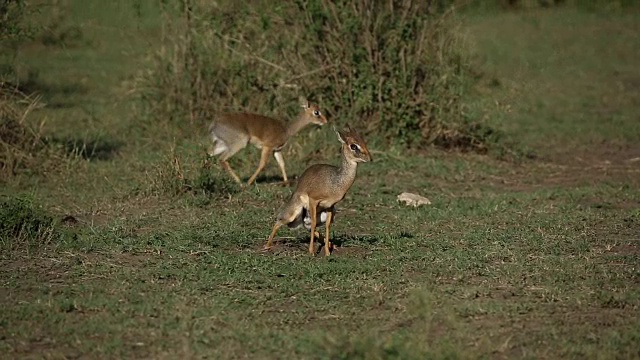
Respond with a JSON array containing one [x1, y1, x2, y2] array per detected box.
[[145, 145, 240, 203], [1, 85, 45, 177], [134, 0, 497, 152], [0, 83, 79, 179], [0, 195, 76, 253]]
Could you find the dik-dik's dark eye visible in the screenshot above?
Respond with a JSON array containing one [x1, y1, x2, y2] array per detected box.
[[350, 144, 360, 152], [313, 110, 321, 116]]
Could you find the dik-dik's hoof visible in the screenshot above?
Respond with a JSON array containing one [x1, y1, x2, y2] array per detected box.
[[324, 244, 335, 256]]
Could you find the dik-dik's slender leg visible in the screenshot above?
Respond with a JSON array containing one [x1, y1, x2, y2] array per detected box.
[[247, 147, 272, 185], [323, 210, 334, 256], [308, 200, 319, 255], [220, 160, 241, 184], [219, 138, 247, 184], [264, 221, 282, 250], [273, 151, 288, 183], [328, 207, 337, 250]]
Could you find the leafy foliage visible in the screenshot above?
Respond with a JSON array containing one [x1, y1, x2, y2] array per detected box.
[[136, 0, 494, 151], [0, 0, 35, 46], [0, 195, 74, 251], [146, 147, 240, 202], [0, 85, 73, 178]]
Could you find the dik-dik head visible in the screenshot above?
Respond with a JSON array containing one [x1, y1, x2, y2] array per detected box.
[[299, 96, 328, 126], [337, 125, 372, 163]]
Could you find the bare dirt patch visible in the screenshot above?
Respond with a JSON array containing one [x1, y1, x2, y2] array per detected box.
[[544, 142, 640, 169], [488, 143, 640, 191], [257, 237, 372, 258], [608, 244, 640, 256]]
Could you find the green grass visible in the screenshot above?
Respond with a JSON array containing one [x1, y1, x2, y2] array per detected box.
[[464, 8, 640, 153], [1, 2, 640, 359]]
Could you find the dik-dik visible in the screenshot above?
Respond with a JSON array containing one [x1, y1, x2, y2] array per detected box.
[[209, 97, 328, 185]]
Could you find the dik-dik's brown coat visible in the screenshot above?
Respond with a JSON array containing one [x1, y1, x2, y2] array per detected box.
[[264, 126, 372, 256], [209, 97, 327, 185]]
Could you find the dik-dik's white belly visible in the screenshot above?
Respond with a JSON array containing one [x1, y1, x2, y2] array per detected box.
[[303, 211, 328, 230]]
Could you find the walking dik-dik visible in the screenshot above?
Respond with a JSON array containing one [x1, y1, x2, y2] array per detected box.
[[208, 97, 328, 185], [264, 126, 372, 256]]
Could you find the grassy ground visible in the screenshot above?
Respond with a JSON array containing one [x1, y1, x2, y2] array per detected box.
[[2, 2, 639, 359]]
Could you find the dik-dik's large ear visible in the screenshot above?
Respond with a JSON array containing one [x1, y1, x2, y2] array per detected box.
[[334, 126, 346, 144], [299, 96, 310, 109]]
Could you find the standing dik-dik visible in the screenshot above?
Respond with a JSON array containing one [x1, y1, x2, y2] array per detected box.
[[264, 126, 372, 256], [208, 97, 328, 185]]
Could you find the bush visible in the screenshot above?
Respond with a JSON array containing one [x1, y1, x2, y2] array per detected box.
[[0, 195, 74, 252], [1, 0, 39, 84], [145, 146, 240, 203], [0, 84, 71, 178], [0, 85, 44, 177], [0, 0, 36, 50], [135, 0, 494, 152]]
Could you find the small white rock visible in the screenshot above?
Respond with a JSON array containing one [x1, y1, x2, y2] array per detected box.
[[397, 192, 432, 207]]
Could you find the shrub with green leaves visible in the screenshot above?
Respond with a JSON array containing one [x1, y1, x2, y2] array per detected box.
[[0, 85, 72, 178], [1, 0, 40, 82], [146, 148, 240, 202], [136, 0, 493, 151], [0, 196, 71, 251], [0, 86, 43, 176], [0, 0, 34, 50]]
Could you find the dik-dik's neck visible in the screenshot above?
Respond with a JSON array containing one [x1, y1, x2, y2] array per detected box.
[[286, 113, 311, 137], [337, 151, 358, 188]]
